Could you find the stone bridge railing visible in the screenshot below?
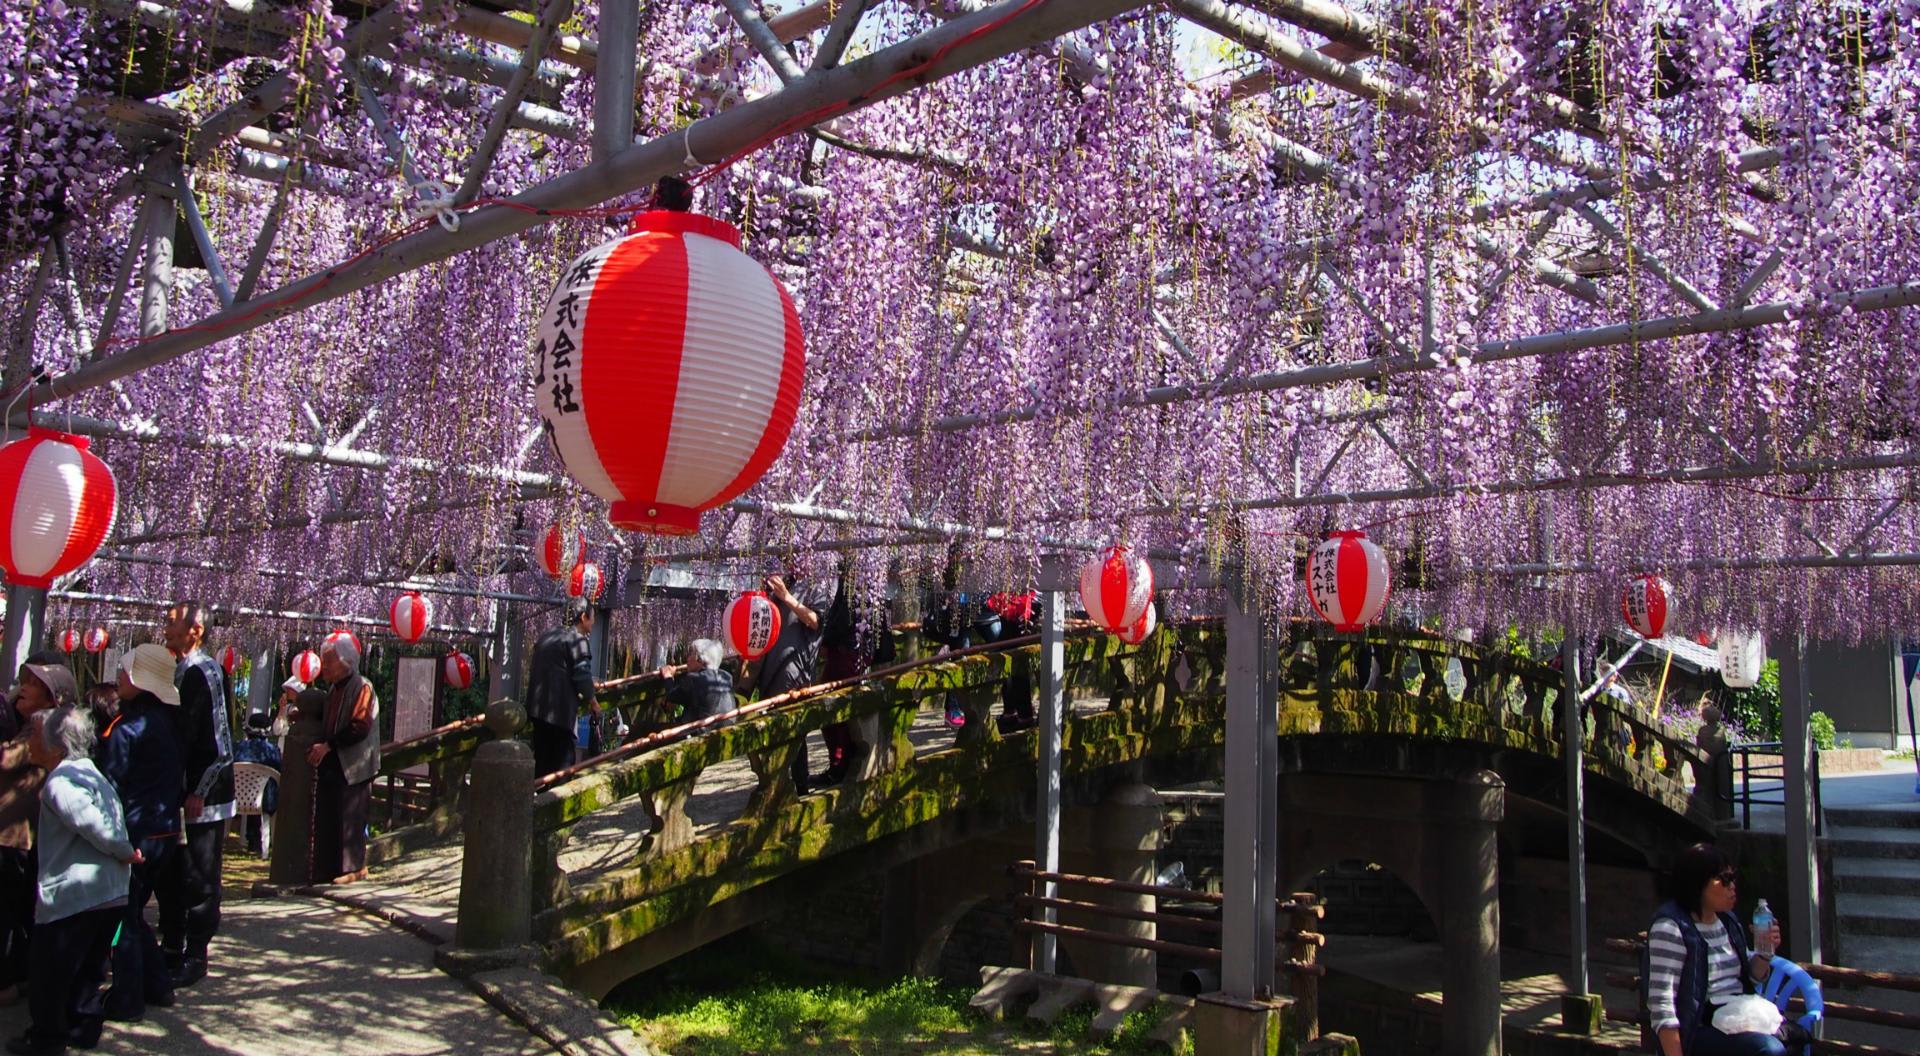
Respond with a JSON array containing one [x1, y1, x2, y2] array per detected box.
[[368, 621, 1709, 985], [1279, 633, 1712, 821], [526, 624, 1224, 989]]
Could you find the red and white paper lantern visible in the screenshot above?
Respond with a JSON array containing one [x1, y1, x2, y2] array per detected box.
[[1306, 530, 1391, 633], [219, 645, 240, 677], [83, 627, 108, 654], [1620, 574, 1673, 639], [292, 649, 323, 684], [1079, 545, 1153, 632], [537, 523, 583, 580], [443, 651, 475, 690], [58, 628, 79, 653], [723, 590, 781, 661], [1116, 603, 1158, 645], [534, 210, 806, 536], [389, 592, 433, 644], [565, 561, 605, 602], [0, 428, 117, 589]]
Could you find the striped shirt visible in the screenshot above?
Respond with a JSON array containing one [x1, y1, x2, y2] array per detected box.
[[1647, 916, 1743, 1032]]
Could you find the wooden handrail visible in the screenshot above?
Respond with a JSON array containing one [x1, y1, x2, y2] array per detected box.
[[1014, 918, 1224, 962], [1607, 936, 1920, 996], [534, 624, 1147, 790]]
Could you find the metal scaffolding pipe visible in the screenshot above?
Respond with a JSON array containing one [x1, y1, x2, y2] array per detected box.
[[41, 0, 1154, 405]]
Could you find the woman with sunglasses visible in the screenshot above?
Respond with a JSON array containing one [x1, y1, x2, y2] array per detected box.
[[1644, 842, 1786, 1056]]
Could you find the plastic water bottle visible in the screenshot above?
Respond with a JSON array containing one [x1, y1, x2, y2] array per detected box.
[[1752, 899, 1776, 957]]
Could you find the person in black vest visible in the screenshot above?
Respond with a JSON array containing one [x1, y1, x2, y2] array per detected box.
[[157, 602, 232, 989], [1642, 842, 1785, 1056], [526, 598, 598, 778], [99, 644, 183, 1021]]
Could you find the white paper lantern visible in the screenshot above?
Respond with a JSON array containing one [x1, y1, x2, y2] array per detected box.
[[1717, 631, 1766, 690]]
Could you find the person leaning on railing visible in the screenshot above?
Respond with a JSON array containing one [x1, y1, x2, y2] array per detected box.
[[656, 640, 736, 730], [1643, 842, 1785, 1056]]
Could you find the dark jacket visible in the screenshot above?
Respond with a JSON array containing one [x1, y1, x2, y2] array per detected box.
[[666, 668, 736, 725], [174, 651, 234, 815], [322, 674, 381, 786], [526, 625, 594, 730], [99, 692, 185, 842], [1644, 900, 1753, 1050]]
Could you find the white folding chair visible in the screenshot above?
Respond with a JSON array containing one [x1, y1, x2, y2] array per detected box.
[[231, 760, 280, 860]]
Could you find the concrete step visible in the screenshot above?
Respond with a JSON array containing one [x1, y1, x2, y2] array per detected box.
[[1825, 827, 1920, 859], [1836, 893, 1920, 938], [1827, 805, 1920, 830], [1835, 933, 1920, 977], [1835, 858, 1920, 895]]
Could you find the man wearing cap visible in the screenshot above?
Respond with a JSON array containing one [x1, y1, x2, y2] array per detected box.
[[99, 644, 184, 1020], [157, 602, 232, 989], [525, 598, 598, 778]]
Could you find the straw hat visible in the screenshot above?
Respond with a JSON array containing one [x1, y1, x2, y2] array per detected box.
[[119, 643, 181, 706]]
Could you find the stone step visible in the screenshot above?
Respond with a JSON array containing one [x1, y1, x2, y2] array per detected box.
[[1836, 893, 1920, 938], [1835, 858, 1920, 895], [1826, 828, 1920, 859], [1827, 805, 1920, 831]]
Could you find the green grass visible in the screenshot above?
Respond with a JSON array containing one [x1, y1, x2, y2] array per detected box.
[[605, 934, 1188, 1056]]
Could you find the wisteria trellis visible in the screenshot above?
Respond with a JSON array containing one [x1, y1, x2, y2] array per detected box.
[[2, 0, 1919, 653]]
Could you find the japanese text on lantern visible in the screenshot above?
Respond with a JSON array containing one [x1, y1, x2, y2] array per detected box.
[[749, 603, 774, 651], [1309, 552, 1340, 612], [535, 247, 607, 421]]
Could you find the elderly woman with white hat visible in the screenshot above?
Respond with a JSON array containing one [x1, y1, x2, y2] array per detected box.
[[307, 635, 381, 885]]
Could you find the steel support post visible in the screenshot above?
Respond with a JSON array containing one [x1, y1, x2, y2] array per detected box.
[[1033, 580, 1066, 973], [1221, 566, 1277, 999], [137, 181, 176, 339], [1558, 636, 1604, 1032], [592, 0, 638, 162], [0, 585, 47, 695], [1780, 635, 1823, 962], [488, 603, 525, 705]]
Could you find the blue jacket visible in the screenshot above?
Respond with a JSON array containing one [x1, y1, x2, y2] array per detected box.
[[666, 668, 736, 724], [99, 694, 185, 842], [1645, 900, 1753, 1049], [37, 758, 132, 923]]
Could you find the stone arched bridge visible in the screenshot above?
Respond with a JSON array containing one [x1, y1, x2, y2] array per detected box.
[[338, 621, 1711, 997]]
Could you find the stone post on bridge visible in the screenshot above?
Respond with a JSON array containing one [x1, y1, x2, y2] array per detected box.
[[1056, 776, 1164, 988], [453, 700, 535, 952]]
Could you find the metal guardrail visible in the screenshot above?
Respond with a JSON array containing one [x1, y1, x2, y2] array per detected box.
[[1725, 742, 1824, 833]]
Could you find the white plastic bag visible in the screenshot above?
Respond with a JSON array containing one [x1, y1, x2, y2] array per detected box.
[[1711, 994, 1784, 1036]]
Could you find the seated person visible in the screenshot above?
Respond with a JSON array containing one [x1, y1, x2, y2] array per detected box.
[[232, 713, 282, 854], [657, 640, 737, 728]]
